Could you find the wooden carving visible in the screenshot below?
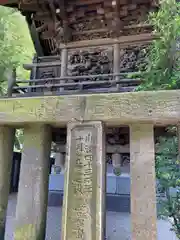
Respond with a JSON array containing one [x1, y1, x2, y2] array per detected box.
[[17, 0, 156, 55]]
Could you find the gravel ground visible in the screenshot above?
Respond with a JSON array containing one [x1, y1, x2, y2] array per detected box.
[[5, 194, 177, 240]]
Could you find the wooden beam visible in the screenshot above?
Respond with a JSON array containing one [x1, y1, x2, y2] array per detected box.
[[113, 0, 123, 35], [113, 43, 120, 89], [26, 15, 44, 56], [71, 24, 152, 36], [60, 48, 68, 91], [72, 0, 103, 6], [1, 90, 180, 126], [7, 68, 16, 97], [23, 61, 61, 70], [16, 72, 142, 83], [55, 0, 72, 42], [0, 0, 17, 5], [59, 33, 157, 49], [13, 80, 140, 89]]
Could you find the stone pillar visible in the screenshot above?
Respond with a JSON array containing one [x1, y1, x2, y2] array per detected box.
[[60, 48, 68, 92], [112, 153, 122, 168], [113, 43, 120, 90], [0, 126, 15, 239], [52, 151, 64, 174], [14, 125, 52, 240], [112, 153, 122, 176], [130, 124, 157, 240], [61, 121, 106, 240]]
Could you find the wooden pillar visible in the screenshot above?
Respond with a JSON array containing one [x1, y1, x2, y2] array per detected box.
[[61, 121, 106, 240], [60, 48, 68, 92], [14, 125, 52, 240], [130, 124, 157, 240], [113, 43, 120, 90], [0, 126, 15, 239], [7, 68, 16, 97]]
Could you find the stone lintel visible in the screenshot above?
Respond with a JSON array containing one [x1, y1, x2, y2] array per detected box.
[[14, 125, 52, 240], [61, 121, 106, 240], [130, 123, 157, 240], [0, 90, 180, 126], [0, 126, 15, 239]]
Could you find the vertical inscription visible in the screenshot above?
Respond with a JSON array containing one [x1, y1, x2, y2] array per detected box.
[[68, 128, 94, 240], [62, 122, 105, 240]]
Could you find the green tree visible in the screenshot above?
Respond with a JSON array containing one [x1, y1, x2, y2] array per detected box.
[[0, 6, 34, 150], [0, 6, 34, 93], [156, 133, 180, 238], [136, 0, 180, 91]]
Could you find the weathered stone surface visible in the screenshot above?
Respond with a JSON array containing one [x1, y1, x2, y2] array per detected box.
[[1, 90, 180, 125], [0, 126, 15, 239], [130, 124, 157, 240], [14, 125, 52, 240], [61, 121, 106, 240]]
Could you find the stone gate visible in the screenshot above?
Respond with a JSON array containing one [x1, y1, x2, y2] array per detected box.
[[0, 0, 178, 239], [0, 90, 180, 239]]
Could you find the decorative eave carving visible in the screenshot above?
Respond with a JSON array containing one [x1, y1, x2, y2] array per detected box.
[[1, 0, 158, 55]]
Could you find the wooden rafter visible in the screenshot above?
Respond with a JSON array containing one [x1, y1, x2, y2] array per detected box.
[[0, 0, 156, 56], [113, 0, 123, 36]]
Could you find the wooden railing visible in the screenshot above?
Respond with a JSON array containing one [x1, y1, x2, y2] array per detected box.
[[7, 71, 143, 97], [6, 33, 156, 97]]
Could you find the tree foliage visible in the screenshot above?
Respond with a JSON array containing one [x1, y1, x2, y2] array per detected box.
[[137, 0, 180, 91], [156, 134, 180, 238], [0, 6, 34, 150], [0, 6, 34, 94]]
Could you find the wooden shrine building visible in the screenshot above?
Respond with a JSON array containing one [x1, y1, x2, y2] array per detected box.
[[0, 0, 179, 240]]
